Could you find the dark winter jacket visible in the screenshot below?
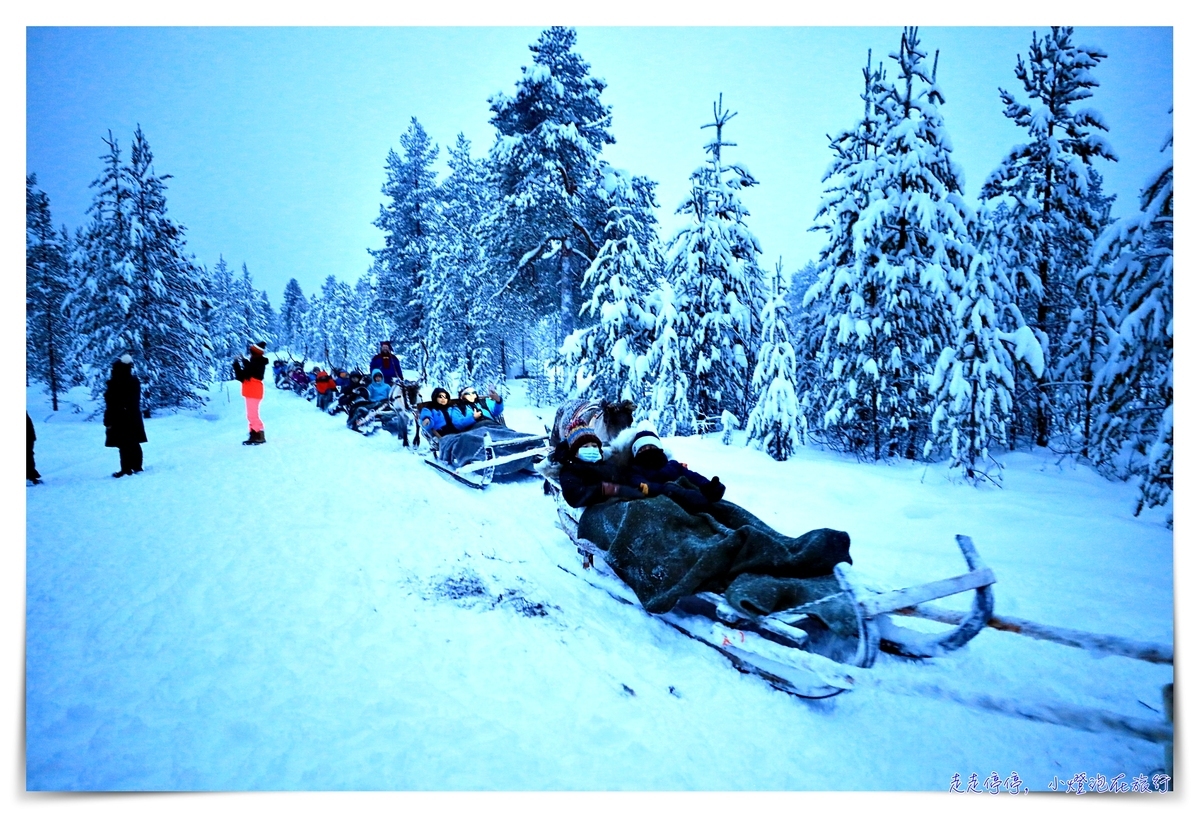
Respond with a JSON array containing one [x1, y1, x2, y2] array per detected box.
[[233, 351, 268, 399], [629, 456, 722, 512], [448, 397, 503, 432], [369, 352, 403, 384], [559, 456, 649, 509], [338, 379, 367, 411], [27, 412, 35, 444], [103, 362, 147, 448]]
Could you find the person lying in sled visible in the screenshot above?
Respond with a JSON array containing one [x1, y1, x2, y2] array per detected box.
[[554, 424, 853, 619]]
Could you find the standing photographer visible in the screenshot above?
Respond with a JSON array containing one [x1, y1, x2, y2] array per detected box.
[[232, 340, 269, 445]]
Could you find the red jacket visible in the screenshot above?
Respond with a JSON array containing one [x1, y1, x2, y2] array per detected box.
[[314, 371, 336, 394]]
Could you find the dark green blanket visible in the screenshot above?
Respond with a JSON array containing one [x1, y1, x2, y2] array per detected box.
[[577, 484, 856, 638]]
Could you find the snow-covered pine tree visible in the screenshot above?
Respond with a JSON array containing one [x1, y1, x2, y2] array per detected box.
[[122, 126, 213, 412], [980, 26, 1117, 448], [800, 51, 890, 453], [68, 127, 213, 414], [807, 29, 970, 461], [203, 255, 242, 374], [1054, 168, 1118, 459], [372, 117, 438, 361], [238, 263, 274, 355], [486, 26, 614, 344], [351, 274, 388, 372], [424, 134, 498, 389], [26, 175, 77, 409], [645, 279, 696, 437], [746, 260, 801, 461], [305, 275, 339, 370], [279, 278, 307, 356], [784, 260, 818, 340], [1093, 128, 1172, 519], [563, 164, 662, 403], [664, 94, 764, 426], [926, 208, 1019, 483], [66, 132, 129, 385]]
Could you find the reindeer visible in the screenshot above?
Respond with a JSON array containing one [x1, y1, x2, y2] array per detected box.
[[549, 398, 636, 448]]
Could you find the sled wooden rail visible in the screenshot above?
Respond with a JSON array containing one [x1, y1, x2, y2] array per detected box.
[[894, 603, 1174, 665], [858, 568, 996, 618]]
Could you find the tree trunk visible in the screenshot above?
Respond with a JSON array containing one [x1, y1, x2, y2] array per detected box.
[[558, 242, 575, 343]]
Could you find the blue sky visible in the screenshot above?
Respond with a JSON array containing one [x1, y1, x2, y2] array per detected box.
[[26, 26, 1172, 305]]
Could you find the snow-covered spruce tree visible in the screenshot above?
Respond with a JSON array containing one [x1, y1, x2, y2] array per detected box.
[[664, 94, 764, 426], [562, 165, 662, 403], [351, 274, 389, 372], [785, 260, 818, 340], [424, 134, 499, 389], [305, 275, 351, 370], [746, 260, 801, 461], [1054, 168, 1118, 459], [202, 255, 242, 374], [372, 117, 438, 361], [807, 29, 970, 461], [800, 51, 890, 453], [26, 175, 77, 409], [786, 262, 821, 446], [980, 26, 1116, 448], [645, 279, 697, 437], [68, 127, 213, 414], [278, 278, 307, 356], [486, 26, 613, 344], [1093, 129, 1172, 518], [926, 208, 1021, 483], [238, 263, 274, 355]]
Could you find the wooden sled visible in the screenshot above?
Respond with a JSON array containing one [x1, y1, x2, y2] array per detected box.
[[424, 430, 550, 489], [551, 490, 996, 699]]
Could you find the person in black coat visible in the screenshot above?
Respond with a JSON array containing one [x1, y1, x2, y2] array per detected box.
[[627, 430, 725, 513], [555, 425, 651, 509], [104, 354, 147, 478], [27, 412, 41, 485]]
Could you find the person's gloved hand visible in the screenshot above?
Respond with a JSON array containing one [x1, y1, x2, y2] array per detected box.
[[701, 476, 725, 502], [638, 483, 649, 496], [663, 482, 711, 513]]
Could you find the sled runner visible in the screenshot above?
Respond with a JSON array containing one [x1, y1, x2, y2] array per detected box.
[[422, 427, 550, 489], [551, 488, 995, 699]]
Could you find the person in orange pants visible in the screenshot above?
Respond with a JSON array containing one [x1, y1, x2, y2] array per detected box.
[[233, 340, 269, 445]]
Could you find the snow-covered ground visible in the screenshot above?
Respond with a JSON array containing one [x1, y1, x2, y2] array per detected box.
[[23, 378, 1176, 796]]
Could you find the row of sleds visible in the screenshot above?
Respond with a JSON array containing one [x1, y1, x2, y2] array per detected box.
[[274, 363, 552, 489]]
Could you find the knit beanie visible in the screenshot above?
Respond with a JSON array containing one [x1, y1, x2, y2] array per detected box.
[[118, 354, 133, 365], [250, 340, 267, 354], [566, 424, 603, 455], [630, 430, 662, 457]]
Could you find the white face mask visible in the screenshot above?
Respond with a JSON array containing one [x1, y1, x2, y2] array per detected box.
[[576, 446, 602, 463]]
